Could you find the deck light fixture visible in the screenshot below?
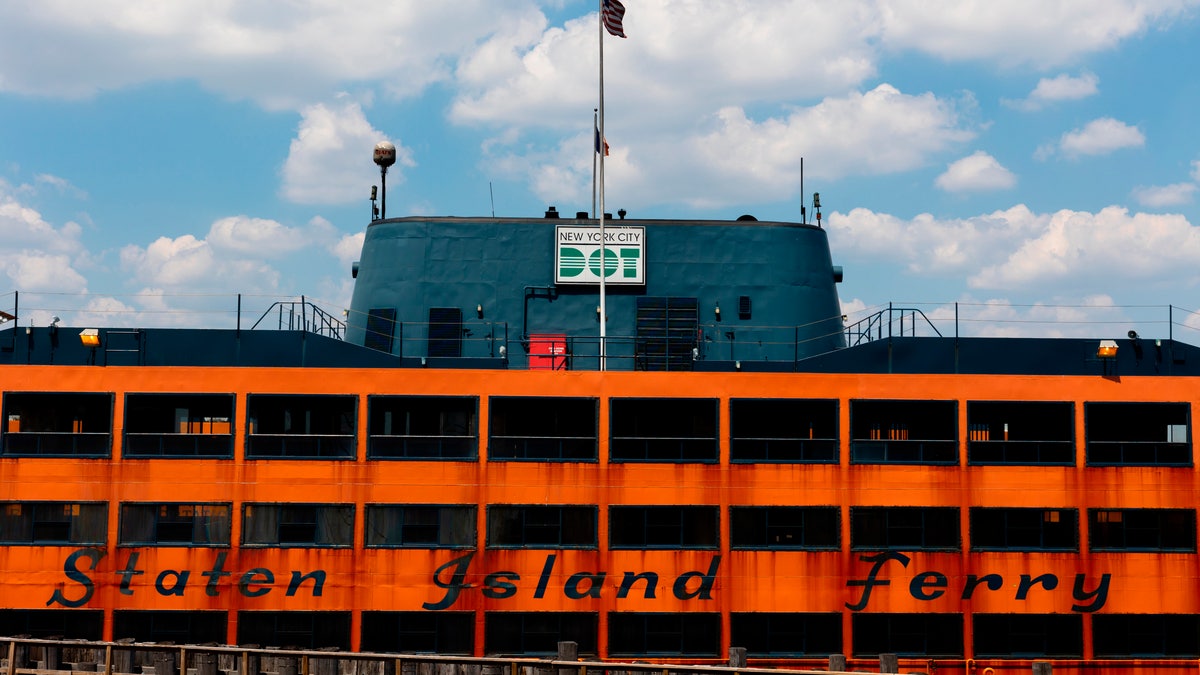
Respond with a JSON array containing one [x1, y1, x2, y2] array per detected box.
[[1097, 339, 1118, 359], [79, 329, 100, 347]]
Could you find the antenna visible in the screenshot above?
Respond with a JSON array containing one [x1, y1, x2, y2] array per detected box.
[[800, 157, 806, 225], [489, 181, 495, 218]]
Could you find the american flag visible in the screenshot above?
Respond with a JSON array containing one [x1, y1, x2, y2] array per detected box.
[[602, 0, 626, 38]]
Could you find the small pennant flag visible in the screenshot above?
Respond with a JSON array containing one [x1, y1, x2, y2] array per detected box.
[[602, 0, 626, 38]]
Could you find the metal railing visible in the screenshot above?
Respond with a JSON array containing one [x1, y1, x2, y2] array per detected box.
[[251, 297, 346, 340]]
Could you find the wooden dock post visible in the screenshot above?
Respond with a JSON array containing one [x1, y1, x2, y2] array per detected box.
[[728, 648, 747, 668], [828, 654, 847, 672], [879, 653, 899, 674], [1032, 662, 1052, 675]]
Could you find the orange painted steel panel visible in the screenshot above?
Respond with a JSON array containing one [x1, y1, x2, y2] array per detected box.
[[2, 363, 1200, 660]]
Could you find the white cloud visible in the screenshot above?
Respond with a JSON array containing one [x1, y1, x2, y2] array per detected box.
[[450, 1, 881, 131], [208, 215, 337, 257], [878, 0, 1198, 67], [935, 151, 1016, 192], [0, 186, 91, 293], [280, 100, 413, 205], [830, 204, 1200, 293], [1133, 183, 1197, 207], [973, 206, 1200, 289], [3, 252, 88, 293], [332, 232, 365, 267], [0, 1, 538, 108], [490, 83, 975, 210], [1057, 117, 1145, 157], [1006, 72, 1099, 111]]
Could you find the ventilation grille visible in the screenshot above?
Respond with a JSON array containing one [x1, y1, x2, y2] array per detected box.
[[428, 307, 463, 358], [635, 297, 697, 371]]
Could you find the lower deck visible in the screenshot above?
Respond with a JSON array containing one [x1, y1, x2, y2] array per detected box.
[[1, 365, 1199, 664]]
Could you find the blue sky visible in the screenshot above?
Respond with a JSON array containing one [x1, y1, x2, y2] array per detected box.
[[2, 0, 1200, 341]]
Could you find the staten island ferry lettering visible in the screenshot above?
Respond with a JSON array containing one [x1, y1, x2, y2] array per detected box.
[[423, 552, 722, 610], [47, 549, 326, 608], [845, 551, 1111, 612]]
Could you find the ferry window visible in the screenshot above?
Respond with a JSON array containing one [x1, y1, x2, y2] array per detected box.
[[1, 392, 113, 457], [972, 614, 1082, 657], [368, 396, 477, 460], [1093, 614, 1200, 657], [0, 502, 107, 545], [362, 611, 474, 654], [245, 394, 356, 460], [366, 505, 476, 548], [1085, 402, 1191, 466], [487, 505, 597, 549], [123, 393, 234, 458], [850, 507, 960, 551], [488, 397, 598, 461], [850, 400, 957, 464], [243, 504, 354, 547], [119, 503, 231, 546], [851, 613, 963, 657], [0, 609, 103, 640], [609, 398, 718, 463], [236, 611, 351, 650], [609, 506, 718, 549], [967, 401, 1074, 465], [113, 610, 227, 644], [484, 612, 597, 656], [969, 507, 1078, 551], [730, 506, 839, 550], [730, 613, 842, 657], [608, 612, 720, 657], [730, 398, 838, 463], [1088, 508, 1196, 551]]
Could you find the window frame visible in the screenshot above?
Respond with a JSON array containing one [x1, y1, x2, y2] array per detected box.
[[118, 502, 232, 547], [121, 392, 235, 459], [242, 503, 355, 548], [609, 505, 719, 550], [966, 400, 1075, 466], [245, 394, 357, 460], [1088, 508, 1196, 552], [365, 504, 476, 549], [486, 505, 598, 549], [609, 398, 719, 463], [367, 395, 478, 461], [487, 396, 599, 462], [849, 399, 959, 465], [1, 392, 114, 458], [0, 501, 108, 546], [729, 398, 839, 464], [969, 507, 1078, 552], [850, 506, 961, 551], [729, 506, 840, 550]]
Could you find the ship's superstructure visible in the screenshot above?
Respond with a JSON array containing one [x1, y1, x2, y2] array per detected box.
[[1, 212, 1199, 673]]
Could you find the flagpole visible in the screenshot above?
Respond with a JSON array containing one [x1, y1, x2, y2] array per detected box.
[[598, 0, 607, 371], [588, 109, 592, 216]]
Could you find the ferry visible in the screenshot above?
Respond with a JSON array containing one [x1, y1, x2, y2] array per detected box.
[[2, 173, 1200, 673]]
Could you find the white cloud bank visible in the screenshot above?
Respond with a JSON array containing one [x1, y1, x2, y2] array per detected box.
[[830, 204, 1200, 292]]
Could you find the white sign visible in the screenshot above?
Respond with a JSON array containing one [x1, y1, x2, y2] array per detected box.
[[554, 225, 645, 285]]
